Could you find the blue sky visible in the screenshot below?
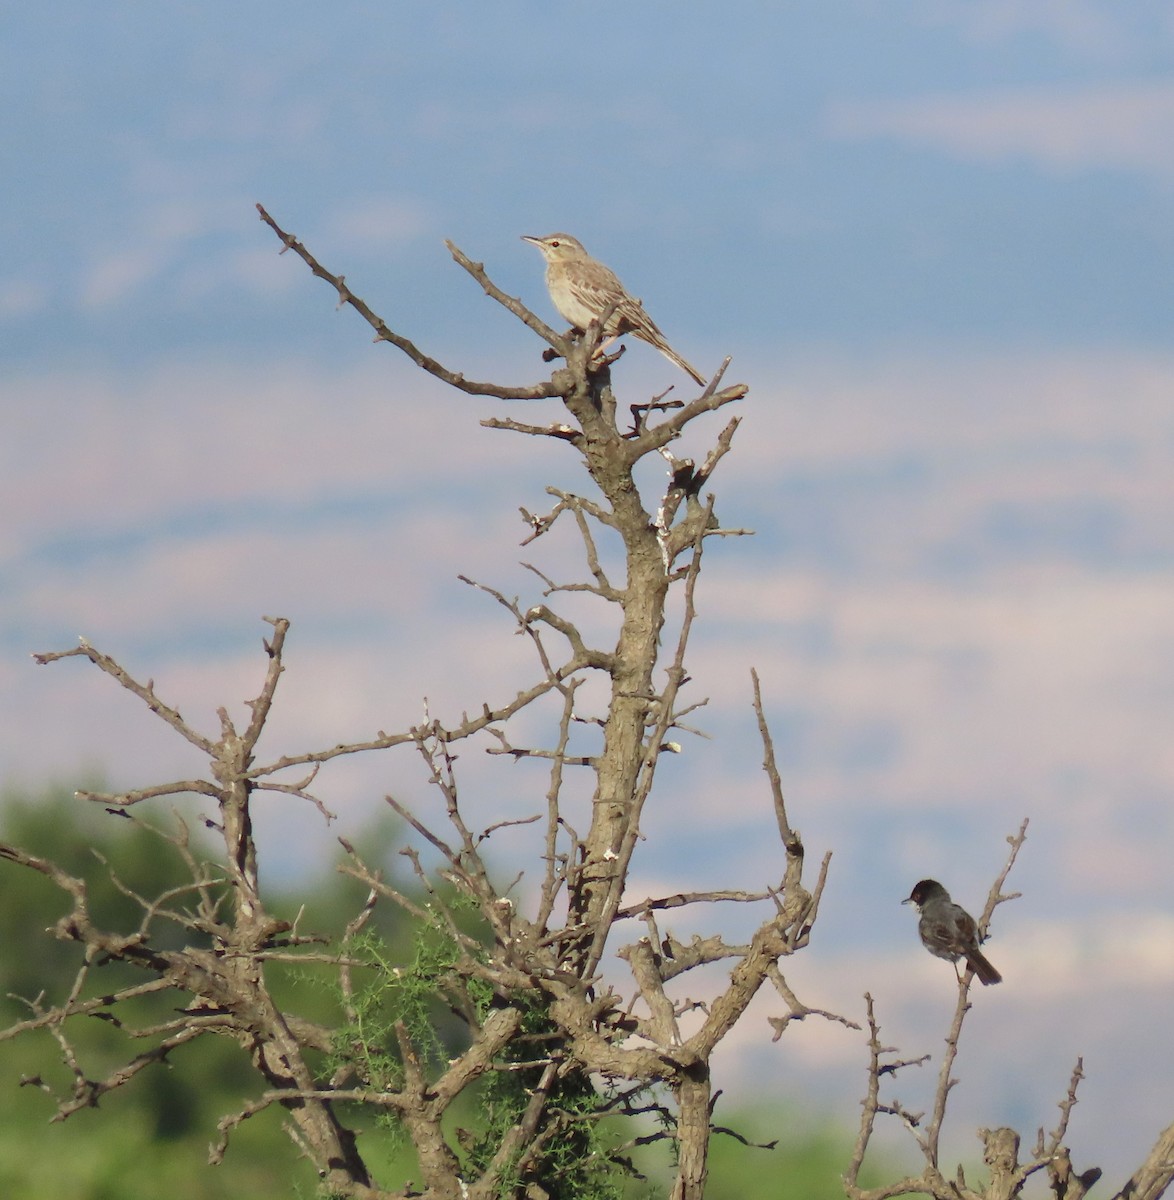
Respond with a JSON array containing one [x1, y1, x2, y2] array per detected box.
[[3, 2, 1173, 1183]]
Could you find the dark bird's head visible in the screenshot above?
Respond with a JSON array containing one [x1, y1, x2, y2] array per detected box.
[[903, 879, 948, 910]]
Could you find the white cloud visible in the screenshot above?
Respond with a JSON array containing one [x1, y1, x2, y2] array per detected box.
[[827, 80, 1174, 178], [0, 358, 537, 552], [8, 349, 1174, 857], [80, 244, 172, 308], [748, 348, 1174, 461], [323, 197, 434, 249], [910, 0, 1137, 57], [0, 276, 51, 319]]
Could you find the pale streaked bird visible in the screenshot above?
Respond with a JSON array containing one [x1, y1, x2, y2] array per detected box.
[[522, 233, 705, 386]]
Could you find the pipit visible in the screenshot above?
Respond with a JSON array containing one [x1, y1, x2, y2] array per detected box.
[[522, 232, 705, 385]]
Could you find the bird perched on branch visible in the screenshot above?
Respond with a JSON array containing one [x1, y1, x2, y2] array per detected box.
[[903, 879, 1002, 986], [522, 232, 705, 386]]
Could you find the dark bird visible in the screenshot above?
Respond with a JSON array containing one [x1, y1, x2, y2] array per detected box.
[[903, 878, 1002, 986]]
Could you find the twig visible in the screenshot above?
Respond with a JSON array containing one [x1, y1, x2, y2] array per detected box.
[[256, 205, 560, 401]]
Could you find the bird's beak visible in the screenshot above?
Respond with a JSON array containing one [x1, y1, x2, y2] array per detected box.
[[520, 235, 540, 245], [901, 897, 913, 906]]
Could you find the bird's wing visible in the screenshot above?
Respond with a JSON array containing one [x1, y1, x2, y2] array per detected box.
[[952, 905, 981, 948]]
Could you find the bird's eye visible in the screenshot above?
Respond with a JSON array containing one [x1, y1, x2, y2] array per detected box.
[[550, 240, 560, 248]]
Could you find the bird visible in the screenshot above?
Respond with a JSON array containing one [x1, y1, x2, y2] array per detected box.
[[903, 879, 1002, 986], [521, 232, 706, 386]]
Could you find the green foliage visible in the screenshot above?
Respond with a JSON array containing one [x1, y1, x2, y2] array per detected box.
[[463, 995, 631, 1200], [332, 895, 488, 1094], [331, 900, 634, 1199]]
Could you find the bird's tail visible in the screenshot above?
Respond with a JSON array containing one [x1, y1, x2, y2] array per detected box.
[[966, 948, 1002, 986], [658, 344, 706, 387], [621, 299, 707, 385]]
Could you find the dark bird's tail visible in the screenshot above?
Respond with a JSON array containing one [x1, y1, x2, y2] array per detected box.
[[966, 947, 1002, 986]]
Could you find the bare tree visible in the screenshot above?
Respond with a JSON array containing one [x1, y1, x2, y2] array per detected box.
[[0, 209, 846, 1200], [2, 210, 1171, 1200]]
